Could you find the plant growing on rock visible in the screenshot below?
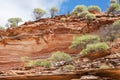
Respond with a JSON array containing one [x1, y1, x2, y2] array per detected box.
[[33, 8, 46, 20], [39, 60, 51, 68], [69, 34, 109, 56], [99, 20, 120, 41], [72, 5, 87, 16], [112, 20, 120, 29], [85, 13, 96, 26], [77, 11, 89, 19], [63, 65, 75, 72], [60, 18, 66, 22], [21, 56, 29, 62], [86, 13, 96, 21], [27, 60, 35, 67], [107, 3, 119, 15], [80, 42, 109, 55], [50, 7, 58, 18], [27, 59, 51, 68], [50, 51, 72, 62], [0, 26, 4, 30], [8, 18, 22, 27], [69, 35, 100, 49], [88, 5, 101, 13]]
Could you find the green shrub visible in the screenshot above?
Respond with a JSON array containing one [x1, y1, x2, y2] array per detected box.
[[63, 65, 75, 71], [80, 42, 109, 55], [88, 5, 101, 13], [27, 60, 36, 67], [50, 51, 72, 62], [107, 3, 119, 15], [27, 60, 51, 68], [39, 60, 52, 68], [112, 20, 120, 29], [99, 24, 120, 42], [33, 60, 42, 66], [72, 5, 87, 13], [50, 7, 58, 18], [21, 56, 29, 62], [10, 22, 17, 27], [8, 17, 22, 27], [33, 8, 46, 20], [86, 13, 96, 21], [69, 35, 100, 49], [60, 18, 66, 22], [77, 11, 89, 18], [0, 26, 4, 30]]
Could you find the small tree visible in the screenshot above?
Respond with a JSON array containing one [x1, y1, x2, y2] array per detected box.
[[80, 42, 109, 55], [72, 5, 87, 14], [69, 35, 100, 49], [88, 5, 101, 13], [50, 7, 58, 18], [8, 18, 22, 27], [10, 22, 17, 27], [107, 3, 119, 15], [33, 8, 46, 20], [50, 51, 72, 62]]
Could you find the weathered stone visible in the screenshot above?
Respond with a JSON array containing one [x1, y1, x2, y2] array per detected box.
[[80, 75, 99, 80]]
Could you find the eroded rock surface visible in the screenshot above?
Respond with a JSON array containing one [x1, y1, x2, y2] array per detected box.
[[0, 14, 120, 79]]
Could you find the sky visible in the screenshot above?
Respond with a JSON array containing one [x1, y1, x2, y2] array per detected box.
[[0, 0, 110, 27]]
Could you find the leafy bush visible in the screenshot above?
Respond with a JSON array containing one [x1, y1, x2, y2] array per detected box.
[[77, 11, 89, 18], [39, 60, 52, 68], [8, 18, 22, 24], [80, 42, 109, 55], [99, 20, 120, 41], [60, 18, 66, 22], [107, 3, 119, 15], [0, 26, 4, 30], [27, 60, 35, 67], [112, 20, 120, 29], [72, 5, 87, 13], [50, 7, 58, 18], [50, 51, 72, 62], [88, 5, 101, 13], [69, 35, 100, 49], [27, 60, 51, 68], [86, 13, 96, 21], [10, 22, 17, 27], [63, 65, 75, 71], [33, 8, 46, 20], [8, 18, 22, 27], [21, 56, 29, 62]]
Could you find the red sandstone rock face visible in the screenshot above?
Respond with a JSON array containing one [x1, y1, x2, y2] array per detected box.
[[0, 15, 120, 70]]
